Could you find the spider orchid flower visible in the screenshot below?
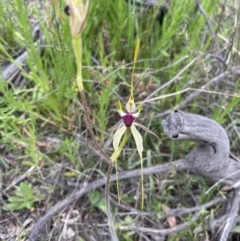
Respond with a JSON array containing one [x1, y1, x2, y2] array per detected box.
[[65, 0, 89, 37], [112, 97, 159, 208], [113, 98, 159, 160]]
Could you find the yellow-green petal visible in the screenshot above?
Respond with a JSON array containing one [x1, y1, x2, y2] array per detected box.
[[117, 100, 123, 112], [130, 124, 143, 156], [111, 128, 131, 162], [113, 124, 127, 151]]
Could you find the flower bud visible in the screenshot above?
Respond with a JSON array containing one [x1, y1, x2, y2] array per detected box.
[[65, 0, 89, 37]]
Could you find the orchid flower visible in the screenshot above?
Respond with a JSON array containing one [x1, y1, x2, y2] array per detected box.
[[113, 98, 158, 158], [111, 96, 159, 208], [110, 40, 159, 208]]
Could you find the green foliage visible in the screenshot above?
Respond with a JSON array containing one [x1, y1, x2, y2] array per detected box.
[[3, 182, 45, 211], [89, 189, 106, 214], [232, 225, 240, 233], [0, 0, 239, 240]]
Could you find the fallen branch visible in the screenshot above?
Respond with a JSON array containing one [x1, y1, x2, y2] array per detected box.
[[162, 110, 240, 241]]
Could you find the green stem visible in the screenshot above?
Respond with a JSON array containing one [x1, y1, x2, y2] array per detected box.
[[72, 35, 111, 163], [72, 36, 83, 91]]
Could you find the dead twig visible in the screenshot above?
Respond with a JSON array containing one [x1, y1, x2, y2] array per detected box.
[[115, 196, 226, 218], [4, 166, 35, 192], [118, 212, 199, 236], [149, 68, 240, 118], [29, 160, 188, 240], [217, 188, 240, 241]]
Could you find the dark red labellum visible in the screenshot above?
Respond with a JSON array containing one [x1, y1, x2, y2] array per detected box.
[[121, 113, 136, 127]]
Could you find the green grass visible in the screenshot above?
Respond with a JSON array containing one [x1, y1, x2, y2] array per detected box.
[[0, 0, 240, 240]]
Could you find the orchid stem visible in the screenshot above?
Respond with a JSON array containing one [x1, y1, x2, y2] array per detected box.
[[72, 36, 83, 91], [130, 39, 140, 100], [72, 35, 111, 163]]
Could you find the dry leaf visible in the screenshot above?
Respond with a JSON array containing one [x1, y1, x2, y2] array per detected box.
[[162, 204, 177, 228]]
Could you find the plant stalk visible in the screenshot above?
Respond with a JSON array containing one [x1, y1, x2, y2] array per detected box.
[[72, 32, 120, 241]]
